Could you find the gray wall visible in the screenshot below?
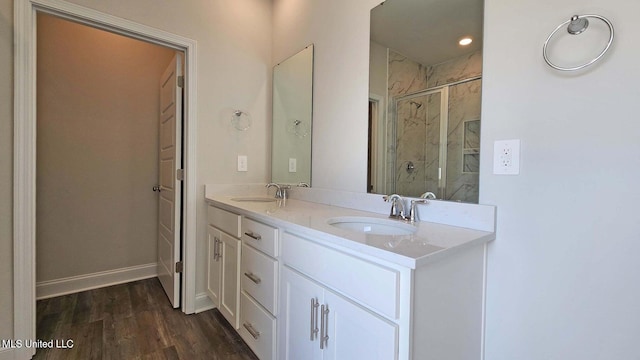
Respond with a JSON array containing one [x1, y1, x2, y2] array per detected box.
[[36, 14, 175, 282]]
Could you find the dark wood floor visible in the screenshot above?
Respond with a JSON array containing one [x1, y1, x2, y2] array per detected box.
[[35, 278, 259, 360]]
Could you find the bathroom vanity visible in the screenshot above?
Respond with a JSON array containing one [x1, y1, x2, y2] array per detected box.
[[205, 188, 495, 360]]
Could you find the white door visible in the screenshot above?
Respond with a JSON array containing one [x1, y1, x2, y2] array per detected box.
[[279, 267, 324, 360], [157, 53, 183, 308]]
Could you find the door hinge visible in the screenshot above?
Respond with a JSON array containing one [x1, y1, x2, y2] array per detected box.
[[175, 261, 183, 273], [177, 75, 184, 88], [176, 169, 184, 181]]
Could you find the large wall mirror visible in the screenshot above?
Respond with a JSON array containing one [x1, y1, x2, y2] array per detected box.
[[368, 0, 483, 203], [272, 44, 314, 185]]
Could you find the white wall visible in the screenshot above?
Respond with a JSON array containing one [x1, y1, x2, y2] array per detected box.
[[369, 40, 387, 98], [273, 0, 380, 192], [481, 0, 640, 358]]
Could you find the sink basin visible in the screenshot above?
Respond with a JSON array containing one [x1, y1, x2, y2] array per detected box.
[[327, 216, 417, 236], [230, 196, 278, 203]]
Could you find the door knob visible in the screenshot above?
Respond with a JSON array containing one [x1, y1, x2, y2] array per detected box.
[[152, 185, 162, 192]]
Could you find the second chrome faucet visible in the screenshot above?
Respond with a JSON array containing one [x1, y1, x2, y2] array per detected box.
[[383, 194, 430, 223], [266, 183, 291, 199]]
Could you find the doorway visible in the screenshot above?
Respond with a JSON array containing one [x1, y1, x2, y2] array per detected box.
[[36, 13, 180, 304], [14, 1, 198, 356], [368, 93, 386, 194]]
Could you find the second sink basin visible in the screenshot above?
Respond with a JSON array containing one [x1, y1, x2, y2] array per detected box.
[[327, 216, 417, 236], [230, 196, 278, 203]]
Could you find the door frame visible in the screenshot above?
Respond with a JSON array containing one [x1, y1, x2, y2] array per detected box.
[[13, 0, 198, 356], [368, 92, 387, 194]]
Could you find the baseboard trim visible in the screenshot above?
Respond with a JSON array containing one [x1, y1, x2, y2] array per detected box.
[[36, 263, 158, 300], [195, 292, 215, 313]]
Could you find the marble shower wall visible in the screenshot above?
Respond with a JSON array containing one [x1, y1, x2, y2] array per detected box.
[[427, 50, 483, 87], [386, 49, 482, 202], [386, 51, 429, 193], [395, 93, 442, 197]]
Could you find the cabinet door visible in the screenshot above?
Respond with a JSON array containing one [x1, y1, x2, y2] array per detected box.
[[206, 226, 222, 307], [219, 231, 241, 329], [323, 289, 398, 360], [279, 267, 323, 360]]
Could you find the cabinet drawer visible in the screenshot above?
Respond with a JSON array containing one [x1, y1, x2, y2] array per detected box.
[[241, 244, 278, 315], [239, 292, 276, 360], [242, 217, 278, 257], [208, 205, 241, 238], [282, 232, 400, 320]]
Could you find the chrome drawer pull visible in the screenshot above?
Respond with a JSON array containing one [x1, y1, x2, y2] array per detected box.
[[243, 322, 261, 340], [320, 304, 329, 349], [310, 298, 319, 341], [244, 231, 262, 240], [244, 272, 262, 284]]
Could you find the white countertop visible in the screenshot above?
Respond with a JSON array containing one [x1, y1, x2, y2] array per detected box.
[[206, 194, 495, 269]]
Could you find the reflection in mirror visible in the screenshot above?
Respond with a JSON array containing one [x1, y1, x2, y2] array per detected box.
[[272, 44, 314, 185], [368, 0, 483, 203]]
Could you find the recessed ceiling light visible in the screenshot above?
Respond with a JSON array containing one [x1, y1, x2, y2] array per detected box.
[[459, 37, 473, 46]]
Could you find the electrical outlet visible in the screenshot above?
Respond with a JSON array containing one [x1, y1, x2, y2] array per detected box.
[[237, 155, 248, 172], [493, 139, 520, 175], [289, 158, 297, 173]]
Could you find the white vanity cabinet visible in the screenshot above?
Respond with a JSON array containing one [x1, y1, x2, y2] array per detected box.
[[206, 196, 491, 360], [279, 231, 485, 360], [280, 266, 397, 360], [238, 217, 279, 360], [279, 232, 400, 359], [207, 205, 242, 329]]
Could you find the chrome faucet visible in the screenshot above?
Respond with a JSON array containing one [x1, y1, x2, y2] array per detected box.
[[266, 183, 281, 198], [420, 191, 436, 200], [384, 194, 407, 220], [266, 183, 291, 199]]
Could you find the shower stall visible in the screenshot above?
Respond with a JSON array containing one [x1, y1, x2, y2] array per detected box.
[[390, 77, 481, 203]]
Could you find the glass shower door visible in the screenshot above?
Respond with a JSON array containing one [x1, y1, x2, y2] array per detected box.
[[394, 88, 448, 198]]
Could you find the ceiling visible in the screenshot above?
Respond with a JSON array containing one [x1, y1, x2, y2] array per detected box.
[[370, 0, 484, 66]]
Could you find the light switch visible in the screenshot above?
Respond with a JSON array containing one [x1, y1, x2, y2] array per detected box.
[[289, 158, 297, 173], [237, 155, 248, 172]]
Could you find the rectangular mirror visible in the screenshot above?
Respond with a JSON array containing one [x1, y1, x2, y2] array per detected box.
[[272, 44, 314, 186], [368, 0, 483, 203]]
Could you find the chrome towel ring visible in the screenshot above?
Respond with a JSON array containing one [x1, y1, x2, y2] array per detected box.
[[543, 14, 614, 71]]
